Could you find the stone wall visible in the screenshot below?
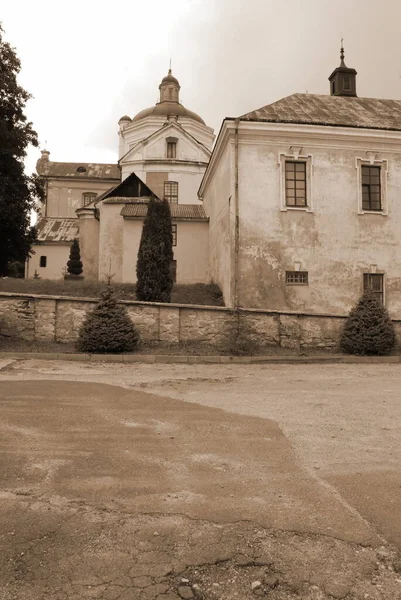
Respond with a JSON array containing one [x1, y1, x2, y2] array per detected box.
[[1, 292, 400, 351]]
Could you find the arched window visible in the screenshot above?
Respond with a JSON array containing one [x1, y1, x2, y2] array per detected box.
[[82, 192, 97, 207]]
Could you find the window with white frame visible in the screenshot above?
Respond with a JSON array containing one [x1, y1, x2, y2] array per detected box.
[[356, 157, 388, 215], [279, 150, 313, 212]]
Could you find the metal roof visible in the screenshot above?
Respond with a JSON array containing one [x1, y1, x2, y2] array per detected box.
[[37, 160, 120, 179], [240, 93, 401, 131], [121, 202, 208, 221], [103, 197, 153, 205], [35, 218, 79, 244]]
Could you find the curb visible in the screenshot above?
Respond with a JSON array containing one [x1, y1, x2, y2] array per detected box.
[[0, 352, 400, 365]]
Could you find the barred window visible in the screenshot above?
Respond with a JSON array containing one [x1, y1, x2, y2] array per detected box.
[[285, 271, 308, 285], [362, 166, 381, 211], [363, 273, 384, 304], [172, 224, 177, 246], [82, 192, 97, 207], [285, 161, 307, 207], [164, 181, 178, 204]]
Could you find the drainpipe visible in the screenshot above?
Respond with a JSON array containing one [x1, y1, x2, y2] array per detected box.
[[234, 118, 240, 310]]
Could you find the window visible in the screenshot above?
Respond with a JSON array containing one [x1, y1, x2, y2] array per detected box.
[[285, 161, 307, 207], [82, 192, 97, 207], [362, 166, 381, 211], [344, 76, 351, 91], [170, 260, 177, 283], [39, 256, 47, 268], [167, 140, 177, 158], [363, 273, 384, 304], [76, 166, 86, 173], [172, 224, 177, 246], [285, 271, 308, 285], [164, 181, 178, 204]]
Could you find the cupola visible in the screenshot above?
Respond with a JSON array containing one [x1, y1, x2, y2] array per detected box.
[[328, 43, 357, 97], [159, 68, 180, 103]]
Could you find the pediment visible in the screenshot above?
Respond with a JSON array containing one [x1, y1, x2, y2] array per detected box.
[[120, 122, 211, 165]]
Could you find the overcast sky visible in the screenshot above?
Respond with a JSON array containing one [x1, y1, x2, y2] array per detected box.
[[3, 0, 401, 175]]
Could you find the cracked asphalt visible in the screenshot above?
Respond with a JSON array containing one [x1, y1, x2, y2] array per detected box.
[[0, 358, 401, 599]]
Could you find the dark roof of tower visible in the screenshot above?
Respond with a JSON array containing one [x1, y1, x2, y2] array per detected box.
[[132, 102, 205, 124]]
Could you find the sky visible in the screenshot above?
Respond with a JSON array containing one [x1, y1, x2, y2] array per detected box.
[[3, 0, 401, 176]]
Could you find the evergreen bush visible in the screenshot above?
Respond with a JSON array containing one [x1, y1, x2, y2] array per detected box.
[[67, 239, 83, 276], [136, 198, 173, 302], [340, 290, 396, 355], [76, 286, 139, 353]]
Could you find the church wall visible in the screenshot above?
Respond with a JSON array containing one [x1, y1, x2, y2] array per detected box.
[[173, 222, 209, 284], [78, 216, 99, 281], [121, 219, 209, 284], [46, 179, 115, 218], [98, 204, 124, 283], [235, 124, 401, 318], [26, 244, 70, 280], [202, 141, 234, 307]]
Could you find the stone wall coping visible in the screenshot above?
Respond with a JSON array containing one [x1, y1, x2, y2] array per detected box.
[[2, 291, 401, 321]]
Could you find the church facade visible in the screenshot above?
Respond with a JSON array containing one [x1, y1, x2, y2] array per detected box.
[[29, 51, 401, 319], [29, 70, 214, 284]]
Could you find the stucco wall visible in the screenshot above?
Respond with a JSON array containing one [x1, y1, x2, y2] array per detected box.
[[46, 179, 116, 218], [202, 122, 401, 319], [26, 244, 70, 280], [78, 216, 100, 281], [121, 219, 209, 284], [237, 132, 401, 317], [3, 292, 396, 351], [202, 141, 234, 306]]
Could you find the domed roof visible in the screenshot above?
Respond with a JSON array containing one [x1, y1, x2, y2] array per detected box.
[[132, 102, 205, 124], [132, 69, 205, 125], [160, 72, 180, 87]]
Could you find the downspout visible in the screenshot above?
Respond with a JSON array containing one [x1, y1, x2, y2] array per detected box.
[[234, 118, 240, 310]]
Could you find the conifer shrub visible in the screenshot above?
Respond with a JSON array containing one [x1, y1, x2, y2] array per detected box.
[[66, 239, 83, 277], [340, 290, 396, 355], [76, 286, 139, 353], [136, 198, 173, 302]]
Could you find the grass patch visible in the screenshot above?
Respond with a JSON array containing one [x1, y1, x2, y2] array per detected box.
[[0, 278, 224, 306]]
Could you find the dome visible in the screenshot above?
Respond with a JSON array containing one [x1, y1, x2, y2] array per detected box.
[[118, 115, 131, 123], [160, 72, 180, 87], [131, 69, 205, 125], [132, 102, 205, 124]]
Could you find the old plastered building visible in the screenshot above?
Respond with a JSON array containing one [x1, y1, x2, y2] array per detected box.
[[200, 47, 401, 317], [29, 69, 214, 284]]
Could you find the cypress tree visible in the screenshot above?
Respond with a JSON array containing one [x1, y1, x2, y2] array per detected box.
[[136, 198, 174, 302], [340, 290, 396, 355], [76, 286, 139, 353], [67, 238, 83, 276]]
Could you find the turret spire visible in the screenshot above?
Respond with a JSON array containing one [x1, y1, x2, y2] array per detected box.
[[328, 42, 357, 97]]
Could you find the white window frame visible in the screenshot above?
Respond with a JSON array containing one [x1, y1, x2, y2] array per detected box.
[[279, 148, 313, 212], [356, 155, 388, 216]]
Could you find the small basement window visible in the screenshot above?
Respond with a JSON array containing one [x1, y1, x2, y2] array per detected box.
[[286, 271, 308, 285], [39, 256, 47, 268]]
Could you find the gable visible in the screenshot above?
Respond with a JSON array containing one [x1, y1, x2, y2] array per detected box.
[[120, 122, 211, 165]]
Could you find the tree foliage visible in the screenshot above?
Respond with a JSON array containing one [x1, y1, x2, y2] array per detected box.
[[340, 290, 396, 355], [67, 238, 83, 276], [0, 24, 44, 276], [76, 286, 139, 353], [136, 198, 174, 302]]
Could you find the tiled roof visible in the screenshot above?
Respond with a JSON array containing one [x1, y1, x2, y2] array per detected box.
[[240, 93, 401, 131], [121, 202, 208, 221], [37, 160, 120, 179], [35, 218, 79, 244]]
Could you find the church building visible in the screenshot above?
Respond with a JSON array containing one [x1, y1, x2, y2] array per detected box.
[[28, 69, 214, 283]]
